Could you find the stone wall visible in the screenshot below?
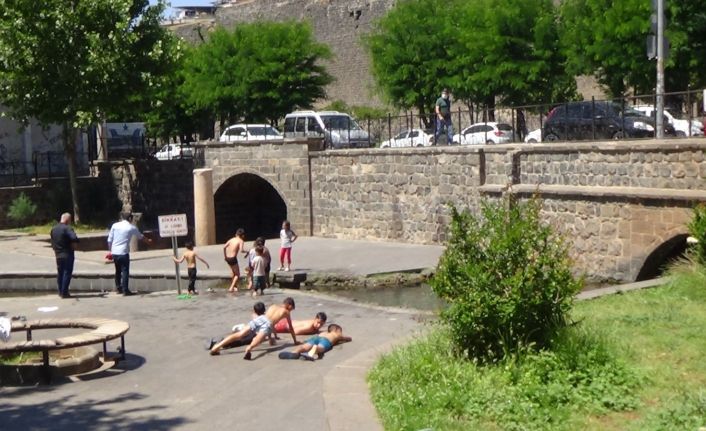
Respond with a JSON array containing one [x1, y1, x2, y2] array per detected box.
[[309, 147, 484, 243]]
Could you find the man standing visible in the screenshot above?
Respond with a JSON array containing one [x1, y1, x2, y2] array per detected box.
[[108, 212, 152, 296], [50, 212, 79, 298], [223, 228, 247, 293], [435, 88, 454, 145]]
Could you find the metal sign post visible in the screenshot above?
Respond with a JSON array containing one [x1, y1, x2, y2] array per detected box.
[[158, 214, 189, 295]]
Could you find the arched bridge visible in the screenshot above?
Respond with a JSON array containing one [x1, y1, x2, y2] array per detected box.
[[198, 139, 706, 283]]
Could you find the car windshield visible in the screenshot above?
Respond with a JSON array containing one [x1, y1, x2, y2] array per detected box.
[[247, 126, 281, 136], [320, 115, 362, 130]]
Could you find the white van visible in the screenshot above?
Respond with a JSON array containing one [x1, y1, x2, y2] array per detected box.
[[283, 111, 371, 149]]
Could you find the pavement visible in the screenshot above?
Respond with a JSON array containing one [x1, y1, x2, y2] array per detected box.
[[0, 232, 445, 430]]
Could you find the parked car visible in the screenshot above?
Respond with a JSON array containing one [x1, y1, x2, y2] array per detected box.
[[632, 105, 704, 137], [542, 101, 673, 141], [154, 143, 193, 160], [219, 124, 283, 142], [524, 128, 542, 143], [283, 110, 371, 149], [380, 129, 435, 148], [453, 122, 514, 145]]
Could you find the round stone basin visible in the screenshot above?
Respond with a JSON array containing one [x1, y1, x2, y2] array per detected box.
[[0, 346, 101, 386]]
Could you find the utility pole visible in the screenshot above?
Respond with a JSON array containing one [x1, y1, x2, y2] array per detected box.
[[655, 0, 665, 139]]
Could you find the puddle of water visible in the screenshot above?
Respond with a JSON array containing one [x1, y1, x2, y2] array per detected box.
[[314, 284, 446, 312]]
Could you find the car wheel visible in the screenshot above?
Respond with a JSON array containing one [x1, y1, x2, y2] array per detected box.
[[612, 131, 624, 140], [486, 140, 494, 144], [544, 133, 559, 142], [676, 131, 686, 137], [416, 144, 424, 147], [527, 138, 537, 143]]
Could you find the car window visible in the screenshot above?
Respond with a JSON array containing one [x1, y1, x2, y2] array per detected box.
[[295, 118, 306, 133], [307, 118, 322, 134], [225, 128, 239, 136], [567, 104, 583, 118], [409, 130, 419, 138], [468, 126, 482, 134], [248, 126, 281, 136], [394, 131, 407, 140], [284, 118, 295, 133], [320, 115, 361, 131], [497, 123, 513, 131]]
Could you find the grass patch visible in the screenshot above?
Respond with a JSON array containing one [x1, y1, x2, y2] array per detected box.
[[11, 222, 106, 235], [369, 263, 706, 430], [0, 351, 42, 365]]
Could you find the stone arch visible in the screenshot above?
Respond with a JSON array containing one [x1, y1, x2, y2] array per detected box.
[[214, 172, 287, 243], [635, 233, 689, 281]]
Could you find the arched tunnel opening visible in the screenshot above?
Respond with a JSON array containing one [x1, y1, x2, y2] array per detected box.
[[214, 173, 287, 243], [635, 234, 689, 281]]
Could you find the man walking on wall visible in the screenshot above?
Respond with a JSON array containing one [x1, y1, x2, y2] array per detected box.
[[435, 88, 454, 145]]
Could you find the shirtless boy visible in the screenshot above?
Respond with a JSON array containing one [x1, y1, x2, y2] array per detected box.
[[278, 323, 352, 361], [210, 297, 298, 359], [273, 312, 327, 336], [173, 241, 210, 295], [223, 228, 247, 292]]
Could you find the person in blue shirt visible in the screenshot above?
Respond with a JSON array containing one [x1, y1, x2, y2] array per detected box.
[[50, 212, 79, 298], [107, 212, 152, 296], [434, 88, 454, 145]]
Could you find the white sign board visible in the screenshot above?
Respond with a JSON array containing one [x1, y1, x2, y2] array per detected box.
[[158, 214, 188, 237]]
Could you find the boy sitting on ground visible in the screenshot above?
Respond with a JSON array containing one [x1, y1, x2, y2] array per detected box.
[[278, 323, 352, 361], [210, 297, 298, 360]]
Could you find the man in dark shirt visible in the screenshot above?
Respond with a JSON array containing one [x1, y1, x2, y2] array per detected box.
[[435, 88, 454, 145], [50, 212, 79, 298]]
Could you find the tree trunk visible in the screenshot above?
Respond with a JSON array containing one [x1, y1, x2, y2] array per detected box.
[[63, 124, 81, 223]]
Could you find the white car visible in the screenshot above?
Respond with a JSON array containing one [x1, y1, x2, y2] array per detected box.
[[633, 105, 704, 137], [380, 129, 434, 148], [524, 128, 542, 143], [453, 122, 514, 145], [219, 124, 283, 142], [154, 143, 193, 160]]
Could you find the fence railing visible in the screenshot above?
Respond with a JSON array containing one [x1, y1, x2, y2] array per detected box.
[[0, 151, 91, 188]]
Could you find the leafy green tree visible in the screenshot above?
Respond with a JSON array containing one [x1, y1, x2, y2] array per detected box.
[[0, 0, 177, 222], [431, 197, 582, 362], [365, 0, 460, 124], [366, 0, 573, 121], [180, 22, 333, 128], [559, 0, 706, 97], [452, 0, 576, 109]]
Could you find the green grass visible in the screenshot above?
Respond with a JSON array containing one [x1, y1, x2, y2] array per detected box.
[[0, 351, 42, 365], [11, 222, 106, 235], [368, 262, 706, 430]]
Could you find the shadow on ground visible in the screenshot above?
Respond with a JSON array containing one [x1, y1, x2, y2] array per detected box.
[[0, 391, 190, 430]]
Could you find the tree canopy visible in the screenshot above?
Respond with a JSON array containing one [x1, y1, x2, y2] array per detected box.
[[559, 0, 706, 97], [0, 0, 178, 221], [366, 0, 575, 115], [180, 22, 333, 126]]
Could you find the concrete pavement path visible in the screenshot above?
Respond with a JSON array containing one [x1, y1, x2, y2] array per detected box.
[[0, 288, 430, 430]]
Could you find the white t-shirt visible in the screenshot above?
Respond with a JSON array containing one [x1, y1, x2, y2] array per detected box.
[[252, 255, 266, 277], [280, 229, 295, 248]]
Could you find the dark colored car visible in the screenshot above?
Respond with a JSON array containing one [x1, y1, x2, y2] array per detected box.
[[542, 101, 673, 141]]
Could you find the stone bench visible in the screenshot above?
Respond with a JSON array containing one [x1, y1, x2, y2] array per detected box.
[[0, 317, 130, 383]]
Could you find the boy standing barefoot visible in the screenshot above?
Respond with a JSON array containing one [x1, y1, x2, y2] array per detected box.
[[173, 241, 210, 295]]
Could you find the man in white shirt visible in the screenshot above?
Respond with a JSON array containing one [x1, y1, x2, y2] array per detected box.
[[107, 212, 152, 296]]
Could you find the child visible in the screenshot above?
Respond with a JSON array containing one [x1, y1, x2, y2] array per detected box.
[[278, 323, 352, 361], [278, 220, 298, 271], [251, 246, 267, 297], [173, 241, 210, 295], [210, 297, 298, 360], [206, 302, 266, 351], [273, 312, 327, 336], [246, 237, 271, 291]]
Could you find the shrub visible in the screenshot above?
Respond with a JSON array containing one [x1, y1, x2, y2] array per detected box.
[[431, 196, 582, 362], [687, 203, 706, 265], [7, 192, 38, 225]]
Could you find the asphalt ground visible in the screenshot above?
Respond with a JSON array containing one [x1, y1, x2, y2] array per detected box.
[[0, 233, 444, 430]]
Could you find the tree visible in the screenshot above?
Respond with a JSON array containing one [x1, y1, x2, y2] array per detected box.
[[451, 0, 576, 110], [0, 0, 177, 222], [365, 0, 460, 125], [180, 22, 333, 128], [559, 0, 706, 97], [365, 0, 574, 122]]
